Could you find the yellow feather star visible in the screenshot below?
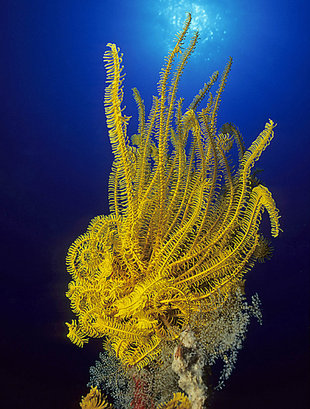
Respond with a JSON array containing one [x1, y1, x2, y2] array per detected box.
[[66, 13, 279, 370], [80, 387, 113, 409], [157, 392, 192, 409]]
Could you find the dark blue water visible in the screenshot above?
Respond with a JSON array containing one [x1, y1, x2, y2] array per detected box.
[[1, 1, 309, 408]]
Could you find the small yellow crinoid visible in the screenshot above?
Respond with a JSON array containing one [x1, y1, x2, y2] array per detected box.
[[80, 387, 112, 409]]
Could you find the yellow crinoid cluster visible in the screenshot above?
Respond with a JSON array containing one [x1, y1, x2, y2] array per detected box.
[[66, 13, 279, 370], [80, 388, 191, 409]]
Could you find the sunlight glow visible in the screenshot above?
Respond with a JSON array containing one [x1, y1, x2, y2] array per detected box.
[[156, 0, 230, 60]]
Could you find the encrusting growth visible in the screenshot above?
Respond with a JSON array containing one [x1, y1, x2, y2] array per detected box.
[[66, 13, 280, 408]]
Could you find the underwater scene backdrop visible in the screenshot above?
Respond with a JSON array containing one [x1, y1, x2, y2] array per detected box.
[[1, 0, 309, 408]]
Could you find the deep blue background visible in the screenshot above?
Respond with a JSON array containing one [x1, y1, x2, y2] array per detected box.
[[1, 1, 309, 408]]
